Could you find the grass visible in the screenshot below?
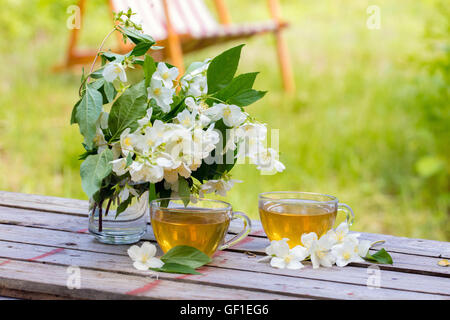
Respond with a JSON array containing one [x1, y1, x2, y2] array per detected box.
[[0, 0, 448, 240]]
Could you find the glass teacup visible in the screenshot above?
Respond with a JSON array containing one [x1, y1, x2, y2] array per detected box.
[[259, 192, 354, 247], [150, 198, 252, 257]]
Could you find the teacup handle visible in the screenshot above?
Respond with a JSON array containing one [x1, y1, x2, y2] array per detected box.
[[338, 203, 354, 226], [219, 211, 252, 250]]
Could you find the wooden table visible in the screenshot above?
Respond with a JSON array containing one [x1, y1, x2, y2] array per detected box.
[[0, 191, 448, 300]]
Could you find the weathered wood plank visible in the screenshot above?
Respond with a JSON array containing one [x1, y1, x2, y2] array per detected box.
[[1, 192, 449, 259], [0, 259, 291, 300], [0, 223, 448, 296], [0, 191, 88, 215], [0, 206, 448, 278], [0, 241, 446, 300]]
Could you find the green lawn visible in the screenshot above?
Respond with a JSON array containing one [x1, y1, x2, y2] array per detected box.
[[0, 0, 448, 240]]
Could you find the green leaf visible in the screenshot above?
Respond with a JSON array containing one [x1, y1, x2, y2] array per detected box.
[[161, 245, 212, 269], [119, 26, 155, 46], [108, 81, 148, 140], [148, 183, 157, 203], [207, 44, 244, 94], [364, 248, 393, 264], [227, 89, 267, 107], [102, 81, 116, 103], [150, 263, 202, 275], [78, 149, 96, 160], [75, 85, 103, 148], [125, 153, 133, 168], [89, 78, 105, 90], [185, 61, 206, 75], [143, 55, 156, 88], [80, 149, 113, 198], [101, 52, 125, 63], [90, 67, 106, 79], [215, 72, 258, 102], [115, 196, 132, 218], [70, 99, 81, 124], [130, 41, 152, 57], [178, 178, 191, 207], [91, 79, 117, 104]]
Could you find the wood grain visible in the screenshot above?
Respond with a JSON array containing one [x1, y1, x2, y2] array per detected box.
[[0, 191, 449, 300], [0, 223, 448, 296], [0, 241, 446, 300], [0, 206, 447, 278]]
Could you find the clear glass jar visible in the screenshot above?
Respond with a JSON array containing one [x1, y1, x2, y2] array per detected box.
[[88, 191, 148, 244]]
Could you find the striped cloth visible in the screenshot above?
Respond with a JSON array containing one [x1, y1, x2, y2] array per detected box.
[[111, 0, 280, 41]]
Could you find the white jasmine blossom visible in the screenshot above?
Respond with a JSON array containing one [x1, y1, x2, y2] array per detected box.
[[181, 60, 209, 97], [110, 158, 128, 176], [300, 232, 318, 253], [187, 75, 208, 97], [175, 109, 196, 129], [221, 104, 247, 127], [184, 97, 201, 112], [357, 240, 372, 258], [255, 148, 285, 173], [309, 233, 336, 268], [131, 161, 165, 184], [93, 127, 108, 153], [152, 63, 179, 88], [332, 237, 365, 267], [265, 238, 308, 270], [327, 222, 360, 244], [204, 103, 246, 128], [119, 128, 133, 156], [137, 108, 153, 128], [138, 120, 168, 153], [128, 242, 164, 271], [164, 161, 192, 184], [147, 79, 174, 113], [103, 62, 127, 82], [199, 179, 241, 197]]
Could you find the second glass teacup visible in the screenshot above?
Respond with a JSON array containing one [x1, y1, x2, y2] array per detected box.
[[150, 198, 252, 257], [259, 191, 354, 247]]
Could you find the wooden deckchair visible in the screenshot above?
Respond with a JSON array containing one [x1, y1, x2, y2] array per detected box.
[[61, 0, 295, 92]]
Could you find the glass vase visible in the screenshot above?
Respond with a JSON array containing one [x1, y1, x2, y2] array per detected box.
[[88, 192, 148, 244]]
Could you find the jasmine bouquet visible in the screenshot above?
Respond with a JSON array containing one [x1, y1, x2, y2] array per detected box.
[[71, 10, 284, 218]]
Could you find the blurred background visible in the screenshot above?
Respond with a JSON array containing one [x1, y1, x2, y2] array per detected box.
[[0, 0, 448, 240]]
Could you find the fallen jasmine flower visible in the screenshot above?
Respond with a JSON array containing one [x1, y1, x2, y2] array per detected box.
[[128, 242, 164, 271], [262, 238, 308, 270], [309, 233, 336, 269], [327, 222, 360, 244], [332, 237, 364, 267]]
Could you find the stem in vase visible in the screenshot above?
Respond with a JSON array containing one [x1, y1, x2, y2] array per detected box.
[[98, 200, 104, 233], [105, 198, 112, 217]]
